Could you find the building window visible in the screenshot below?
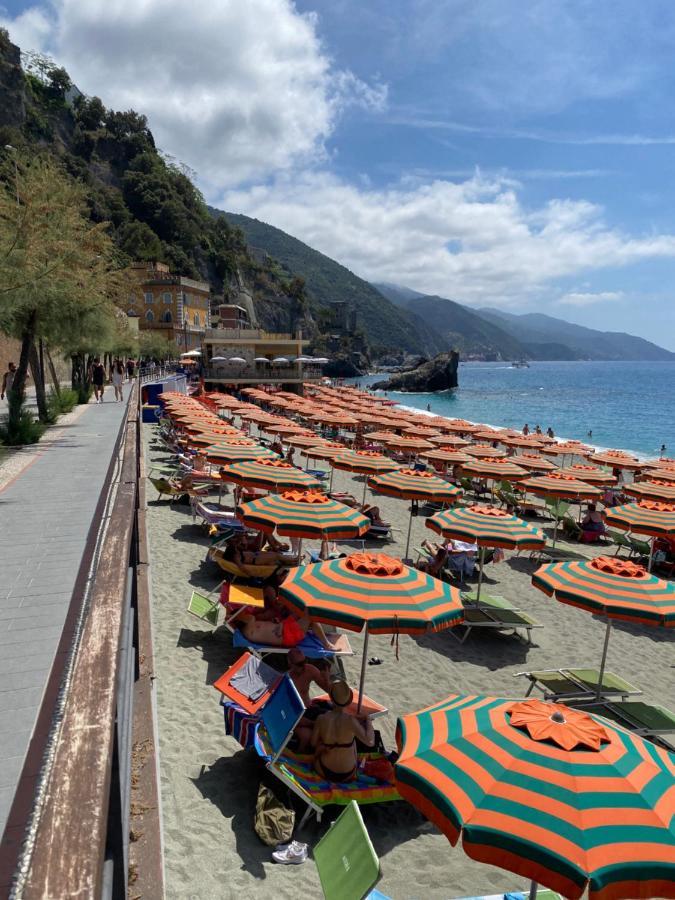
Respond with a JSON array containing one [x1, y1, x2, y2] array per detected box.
[[163, 310, 172, 323], [128, 294, 137, 306], [144, 292, 154, 304], [163, 291, 172, 303], [193, 313, 199, 326], [146, 310, 154, 322]]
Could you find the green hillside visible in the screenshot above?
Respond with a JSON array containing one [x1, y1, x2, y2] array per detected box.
[[219, 211, 445, 356], [375, 284, 528, 360]]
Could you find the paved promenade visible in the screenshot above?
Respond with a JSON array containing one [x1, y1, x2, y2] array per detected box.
[[0, 395, 129, 838]]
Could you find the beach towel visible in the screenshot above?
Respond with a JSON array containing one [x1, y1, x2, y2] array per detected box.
[[232, 629, 338, 659], [229, 655, 280, 702]]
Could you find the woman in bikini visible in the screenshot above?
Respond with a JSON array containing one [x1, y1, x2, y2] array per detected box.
[[311, 680, 374, 783]]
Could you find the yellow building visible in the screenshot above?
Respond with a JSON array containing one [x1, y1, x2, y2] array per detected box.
[[125, 261, 211, 351]]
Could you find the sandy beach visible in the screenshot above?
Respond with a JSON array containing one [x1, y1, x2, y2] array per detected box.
[[144, 422, 674, 900]]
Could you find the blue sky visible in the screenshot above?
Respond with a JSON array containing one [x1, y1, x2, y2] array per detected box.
[[3, 0, 675, 348]]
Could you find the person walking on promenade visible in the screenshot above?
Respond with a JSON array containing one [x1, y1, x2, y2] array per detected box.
[[89, 357, 106, 403], [1, 361, 16, 400], [112, 358, 124, 402]]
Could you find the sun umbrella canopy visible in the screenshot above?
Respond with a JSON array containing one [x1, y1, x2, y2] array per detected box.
[[625, 480, 675, 502], [558, 464, 618, 485], [204, 443, 277, 463], [238, 490, 370, 540], [446, 419, 482, 433], [532, 555, 675, 626], [460, 458, 528, 480], [300, 443, 347, 460], [519, 473, 602, 500], [332, 450, 400, 475], [516, 452, 557, 472], [382, 435, 435, 451], [220, 458, 322, 492], [463, 444, 506, 458], [427, 503, 546, 548], [429, 434, 470, 448], [586, 449, 642, 470], [605, 500, 675, 537], [279, 552, 464, 634], [422, 449, 471, 466], [395, 693, 675, 900], [369, 468, 462, 503]]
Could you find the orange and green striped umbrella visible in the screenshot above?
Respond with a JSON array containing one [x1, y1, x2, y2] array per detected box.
[[429, 434, 470, 447], [605, 500, 675, 538], [625, 480, 675, 502], [285, 433, 329, 448], [533, 554, 675, 691], [427, 504, 546, 598], [502, 434, 545, 449], [220, 457, 322, 492], [204, 442, 278, 464], [280, 552, 464, 709], [370, 468, 462, 559], [519, 472, 602, 501], [558, 464, 617, 485], [263, 422, 309, 435], [237, 490, 370, 540], [300, 442, 347, 461], [586, 449, 642, 470], [422, 448, 471, 468], [332, 450, 400, 504], [639, 466, 675, 483], [460, 458, 528, 481], [369, 468, 462, 503], [395, 693, 675, 900], [382, 434, 435, 452], [464, 444, 507, 459], [516, 452, 556, 472]]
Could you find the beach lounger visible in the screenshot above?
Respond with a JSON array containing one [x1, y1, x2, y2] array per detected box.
[[187, 582, 266, 631], [453, 892, 562, 900], [253, 676, 399, 826], [575, 700, 675, 749], [148, 475, 206, 504], [231, 628, 353, 660], [214, 652, 284, 748], [514, 667, 642, 702], [208, 548, 280, 583], [195, 500, 244, 532], [451, 596, 543, 645], [314, 801, 382, 900]]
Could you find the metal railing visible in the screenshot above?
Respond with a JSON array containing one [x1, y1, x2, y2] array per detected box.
[[7, 386, 162, 899]]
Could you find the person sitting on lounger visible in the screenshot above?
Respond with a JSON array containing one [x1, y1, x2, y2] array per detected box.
[[222, 541, 300, 567], [446, 539, 477, 578], [312, 680, 374, 783], [582, 502, 605, 533], [361, 504, 390, 528], [288, 648, 333, 749], [238, 611, 330, 649], [416, 540, 448, 577]]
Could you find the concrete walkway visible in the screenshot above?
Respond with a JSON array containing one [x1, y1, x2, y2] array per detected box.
[[0, 395, 129, 837]]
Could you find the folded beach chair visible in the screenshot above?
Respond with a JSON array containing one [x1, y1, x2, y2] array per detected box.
[[514, 667, 642, 702], [314, 801, 382, 900], [253, 676, 400, 827], [451, 596, 543, 645], [214, 651, 283, 748], [195, 500, 244, 533]]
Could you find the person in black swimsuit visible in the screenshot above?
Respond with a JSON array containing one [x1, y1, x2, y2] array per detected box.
[[311, 679, 374, 782], [90, 357, 106, 403]]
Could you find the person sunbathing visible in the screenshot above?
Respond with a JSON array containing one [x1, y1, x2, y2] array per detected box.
[[446, 539, 477, 577], [311, 680, 374, 783], [238, 611, 330, 649], [361, 504, 390, 528], [416, 539, 448, 577], [222, 541, 300, 567]]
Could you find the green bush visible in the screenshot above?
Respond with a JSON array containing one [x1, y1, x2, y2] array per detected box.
[[46, 387, 79, 423], [77, 383, 92, 405], [57, 388, 79, 413], [0, 395, 46, 445]]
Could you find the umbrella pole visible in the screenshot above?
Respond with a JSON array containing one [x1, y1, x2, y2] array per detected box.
[[597, 618, 612, 699], [357, 628, 369, 714], [362, 475, 368, 506], [329, 466, 334, 493], [648, 537, 655, 572], [476, 546, 485, 601], [529, 881, 538, 900], [404, 508, 414, 561]]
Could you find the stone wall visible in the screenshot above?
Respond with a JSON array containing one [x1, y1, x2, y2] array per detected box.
[[0, 335, 71, 385]]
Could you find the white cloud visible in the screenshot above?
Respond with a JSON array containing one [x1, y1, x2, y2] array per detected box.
[[558, 291, 624, 307], [0, 0, 385, 188], [222, 171, 675, 306]]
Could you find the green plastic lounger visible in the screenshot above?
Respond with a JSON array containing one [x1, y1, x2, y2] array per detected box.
[[515, 667, 642, 702], [578, 700, 675, 748], [314, 801, 382, 900], [452, 596, 543, 645]]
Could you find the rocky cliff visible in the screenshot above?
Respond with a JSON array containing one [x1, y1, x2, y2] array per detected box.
[[372, 351, 459, 392]]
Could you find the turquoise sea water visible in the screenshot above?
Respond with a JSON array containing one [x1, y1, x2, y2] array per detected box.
[[349, 361, 675, 459]]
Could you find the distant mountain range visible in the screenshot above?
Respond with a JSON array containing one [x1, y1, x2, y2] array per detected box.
[[376, 283, 675, 362], [221, 212, 674, 362]]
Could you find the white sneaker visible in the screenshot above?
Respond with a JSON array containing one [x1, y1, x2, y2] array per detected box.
[[272, 840, 307, 865]]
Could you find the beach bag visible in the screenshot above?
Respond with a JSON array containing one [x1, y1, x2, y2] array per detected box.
[[362, 758, 395, 783], [254, 784, 295, 846]]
